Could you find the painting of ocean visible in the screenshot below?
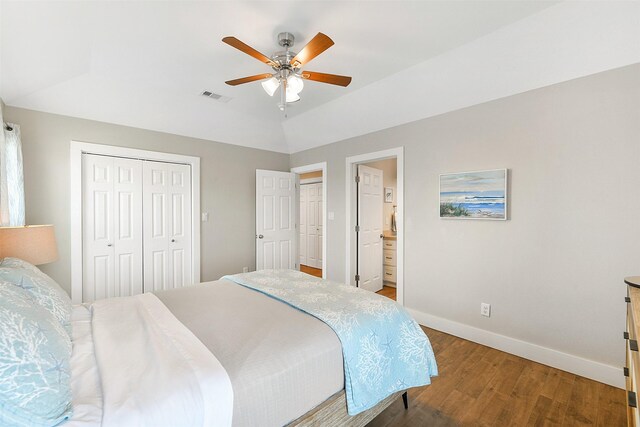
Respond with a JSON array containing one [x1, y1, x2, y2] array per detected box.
[[440, 169, 507, 220]]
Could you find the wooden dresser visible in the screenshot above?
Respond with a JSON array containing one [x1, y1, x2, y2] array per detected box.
[[626, 276, 640, 426]]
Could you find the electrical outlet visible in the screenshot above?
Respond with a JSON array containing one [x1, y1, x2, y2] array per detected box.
[[480, 303, 491, 317], [242, 267, 248, 273]]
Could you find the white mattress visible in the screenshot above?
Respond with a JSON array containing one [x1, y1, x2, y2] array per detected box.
[[155, 280, 344, 427], [65, 281, 344, 427], [66, 305, 103, 426]]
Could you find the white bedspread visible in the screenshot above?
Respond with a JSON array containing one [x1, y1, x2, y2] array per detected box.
[[66, 304, 103, 426], [90, 293, 233, 427]]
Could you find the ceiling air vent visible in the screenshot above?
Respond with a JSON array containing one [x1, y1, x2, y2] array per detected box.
[[201, 90, 231, 103]]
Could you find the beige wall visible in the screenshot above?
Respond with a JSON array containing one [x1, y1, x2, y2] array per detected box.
[[2, 107, 290, 294], [291, 64, 640, 377]]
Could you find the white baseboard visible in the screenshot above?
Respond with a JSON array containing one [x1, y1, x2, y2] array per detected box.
[[407, 308, 624, 389]]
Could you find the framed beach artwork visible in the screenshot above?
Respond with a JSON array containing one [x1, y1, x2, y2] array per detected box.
[[439, 169, 508, 220]]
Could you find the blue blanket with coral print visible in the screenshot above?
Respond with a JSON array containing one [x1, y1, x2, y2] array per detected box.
[[222, 269, 438, 415]]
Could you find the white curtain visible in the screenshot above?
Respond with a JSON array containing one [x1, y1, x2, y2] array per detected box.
[[0, 105, 25, 226]]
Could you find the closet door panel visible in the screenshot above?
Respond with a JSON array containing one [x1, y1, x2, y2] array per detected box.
[[143, 162, 170, 292], [317, 183, 323, 268], [113, 158, 143, 297], [143, 161, 192, 292], [83, 154, 115, 302], [307, 183, 320, 268], [168, 163, 192, 288], [299, 186, 307, 266]]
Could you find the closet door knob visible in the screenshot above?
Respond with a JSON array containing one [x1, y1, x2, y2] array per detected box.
[[258, 234, 264, 239], [107, 243, 112, 247], [171, 239, 176, 243]]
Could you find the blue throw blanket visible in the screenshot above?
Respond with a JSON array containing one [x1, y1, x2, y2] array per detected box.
[[222, 269, 438, 415]]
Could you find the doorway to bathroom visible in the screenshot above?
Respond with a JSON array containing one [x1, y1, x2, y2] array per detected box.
[[345, 148, 404, 304]]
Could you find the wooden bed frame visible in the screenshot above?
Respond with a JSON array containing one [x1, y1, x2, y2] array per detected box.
[[289, 390, 407, 427]]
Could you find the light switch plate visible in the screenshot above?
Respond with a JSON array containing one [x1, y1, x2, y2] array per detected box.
[[328, 211, 335, 220], [202, 212, 209, 222]]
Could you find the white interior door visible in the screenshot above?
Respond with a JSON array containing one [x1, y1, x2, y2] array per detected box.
[[306, 183, 320, 268], [299, 185, 308, 267], [317, 183, 323, 270], [357, 165, 383, 292], [143, 161, 192, 292], [256, 170, 297, 270], [82, 154, 143, 302]]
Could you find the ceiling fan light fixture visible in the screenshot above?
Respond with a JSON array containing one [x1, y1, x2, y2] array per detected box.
[[223, 31, 351, 112], [286, 74, 304, 94], [261, 77, 280, 96], [285, 90, 300, 103]]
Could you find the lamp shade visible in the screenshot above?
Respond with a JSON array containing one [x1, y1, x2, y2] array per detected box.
[[0, 225, 58, 265], [285, 90, 300, 103], [286, 75, 304, 94], [261, 77, 280, 97]]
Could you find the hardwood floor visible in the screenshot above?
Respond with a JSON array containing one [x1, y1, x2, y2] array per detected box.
[[376, 285, 396, 301], [300, 265, 322, 278], [299, 269, 623, 425], [367, 326, 626, 426]]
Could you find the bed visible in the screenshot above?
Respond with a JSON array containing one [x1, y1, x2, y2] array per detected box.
[[0, 262, 437, 427]]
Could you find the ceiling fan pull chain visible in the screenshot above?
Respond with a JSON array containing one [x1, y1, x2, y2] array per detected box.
[[281, 78, 287, 117]]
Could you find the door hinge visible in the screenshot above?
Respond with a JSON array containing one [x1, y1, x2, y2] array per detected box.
[[355, 225, 360, 232], [355, 175, 361, 183], [355, 274, 360, 282]]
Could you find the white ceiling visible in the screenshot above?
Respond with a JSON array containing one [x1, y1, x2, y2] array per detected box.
[[1, 1, 638, 154]]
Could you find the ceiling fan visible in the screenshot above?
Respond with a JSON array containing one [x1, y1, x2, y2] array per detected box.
[[222, 32, 352, 113]]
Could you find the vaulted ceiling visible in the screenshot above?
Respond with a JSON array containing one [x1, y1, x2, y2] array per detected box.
[[1, 1, 638, 153]]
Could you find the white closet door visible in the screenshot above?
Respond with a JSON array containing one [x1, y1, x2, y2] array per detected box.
[[307, 183, 320, 268], [299, 185, 308, 266], [143, 161, 192, 292], [82, 154, 143, 302], [317, 183, 323, 269]]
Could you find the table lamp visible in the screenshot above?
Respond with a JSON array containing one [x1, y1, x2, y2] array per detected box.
[[0, 225, 58, 265]]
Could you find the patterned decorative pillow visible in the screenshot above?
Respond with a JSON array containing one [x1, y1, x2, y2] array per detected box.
[[0, 281, 73, 427], [0, 257, 42, 274], [0, 259, 72, 335]]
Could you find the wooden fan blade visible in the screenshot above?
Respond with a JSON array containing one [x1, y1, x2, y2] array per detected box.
[[290, 33, 334, 68], [301, 71, 352, 87], [225, 73, 273, 86], [222, 36, 277, 67]]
